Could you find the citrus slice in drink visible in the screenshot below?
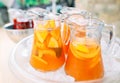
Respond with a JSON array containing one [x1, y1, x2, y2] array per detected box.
[[36, 41, 46, 49], [38, 51, 43, 58], [42, 49, 56, 57], [48, 37, 59, 48], [75, 44, 89, 53], [50, 28, 60, 40], [30, 55, 48, 69], [71, 40, 100, 60], [72, 41, 89, 53], [36, 30, 48, 43], [44, 20, 56, 29], [37, 57, 48, 65]]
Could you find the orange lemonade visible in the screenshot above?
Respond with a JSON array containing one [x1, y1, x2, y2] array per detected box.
[[65, 39, 104, 81], [30, 20, 65, 71]]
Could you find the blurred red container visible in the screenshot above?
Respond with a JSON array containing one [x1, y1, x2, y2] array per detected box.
[[13, 18, 33, 29], [13, 10, 34, 29]]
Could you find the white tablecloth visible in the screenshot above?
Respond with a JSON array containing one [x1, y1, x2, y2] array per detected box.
[[0, 28, 22, 83]]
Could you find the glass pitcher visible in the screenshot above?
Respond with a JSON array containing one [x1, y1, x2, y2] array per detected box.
[[30, 12, 65, 72], [60, 7, 91, 55], [64, 14, 114, 82]]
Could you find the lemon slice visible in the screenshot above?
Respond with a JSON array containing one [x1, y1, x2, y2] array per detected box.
[[36, 31, 48, 43], [36, 42, 46, 49], [75, 44, 89, 53], [48, 37, 59, 48], [72, 41, 89, 53], [43, 49, 56, 57], [50, 28, 60, 40]]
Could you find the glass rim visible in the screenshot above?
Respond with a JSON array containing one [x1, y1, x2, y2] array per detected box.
[[31, 12, 61, 21], [60, 7, 90, 15], [65, 14, 105, 27]]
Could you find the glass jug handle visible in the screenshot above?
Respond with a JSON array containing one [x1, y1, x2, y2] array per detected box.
[[104, 24, 115, 44], [101, 24, 115, 55], [102, 24, 115, 54]]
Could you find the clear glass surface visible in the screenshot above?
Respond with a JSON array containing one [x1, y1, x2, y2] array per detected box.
[[9, 34, 120, 83]]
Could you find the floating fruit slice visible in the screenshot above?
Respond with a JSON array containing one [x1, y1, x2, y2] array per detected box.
[[50, 28, 60, 40], [32, 55, 48, 65], [48, 37, 59, 48], [70, 42, 100, 60], [43, 49, 56, 57], [38, 57, 48, 65], [36, 41, 46, 49], [44, 20, 56, 29], [75, 44, 89, 53], [38, 49, 56, 58], [70, 46, 87, 60], [72, 41, 89, 53], [36, 30, 48, 43], [38, 51, 43, 58]]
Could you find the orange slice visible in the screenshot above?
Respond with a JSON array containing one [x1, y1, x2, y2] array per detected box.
[[36, 42, 46, 49], [38, 51, 43, 58], [38, 58, 48, 65], [75, 44, 89, 53], [50, 28, 60, 40], [32, 55, 48, 65], [70, 42, 100, 60], [38, 49, 56, 60], [48, 37, 59, 48], [36, 30, 48, 43], [43, 49, 56, 57], [44, 20, 56, 29], [72, 41, 89, 53]]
